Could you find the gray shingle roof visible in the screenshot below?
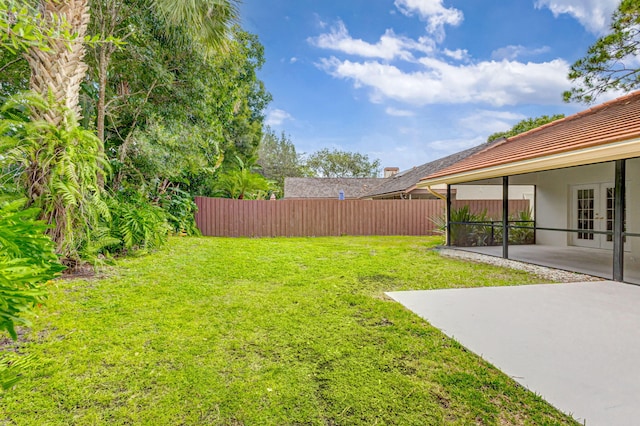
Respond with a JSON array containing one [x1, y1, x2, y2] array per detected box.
[[284, 178, 384, 199], [363, 142, 498, 198]]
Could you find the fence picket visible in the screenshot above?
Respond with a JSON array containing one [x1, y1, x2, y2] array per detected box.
[[194, 197, 529, 237]]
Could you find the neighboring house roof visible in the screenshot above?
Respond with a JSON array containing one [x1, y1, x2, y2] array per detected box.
[[363, 141, 500, 198], [419, 90, 640, 186], [284, 177, 384, 199]]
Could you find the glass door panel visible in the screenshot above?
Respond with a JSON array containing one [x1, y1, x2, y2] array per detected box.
[[573, 186, 598, 248]]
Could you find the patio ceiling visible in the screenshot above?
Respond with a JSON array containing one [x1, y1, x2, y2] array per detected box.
[[417, 91, 640, 186]]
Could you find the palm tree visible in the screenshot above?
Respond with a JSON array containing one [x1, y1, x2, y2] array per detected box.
[[22, 0, 239, 254], [25, 0, 90, 125], [26, 0, 239, 125], [153, 0, 239, 54]]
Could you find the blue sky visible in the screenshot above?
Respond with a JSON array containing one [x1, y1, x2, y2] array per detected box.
[[240, 0, 622, 172]]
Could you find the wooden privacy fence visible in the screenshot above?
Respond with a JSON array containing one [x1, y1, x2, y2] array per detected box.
[[195, 197, 530, 237]]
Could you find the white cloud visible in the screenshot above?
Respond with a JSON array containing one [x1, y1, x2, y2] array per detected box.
[[534, 0, 620, 34], [318, 56, 571, 107], [308, 20, 434, 60], [290, 57, 298, 64], [458, 110, 526, 135], [386, 107, 416, 117], [491, 45, 550, 61], [394, 0, 463, 41], [443, 48, 469, 61], [265, 109, 293, 126]]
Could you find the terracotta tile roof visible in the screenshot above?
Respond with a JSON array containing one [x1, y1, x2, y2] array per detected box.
[[423, 90, 640, 181]]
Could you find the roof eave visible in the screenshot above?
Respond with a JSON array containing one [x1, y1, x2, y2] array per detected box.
[[417, 137, 640, 187], [369, 190, 406, 198]]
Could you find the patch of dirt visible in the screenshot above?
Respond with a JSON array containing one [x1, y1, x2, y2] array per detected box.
[[61, 261, 96, 279]]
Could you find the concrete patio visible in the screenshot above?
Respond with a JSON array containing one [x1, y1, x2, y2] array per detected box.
[[456, 244, 640, 284], [387, 281, 640, 425]]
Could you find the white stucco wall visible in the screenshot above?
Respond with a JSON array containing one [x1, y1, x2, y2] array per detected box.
[[455, 185, 535, 208], [511, 160, 640, 254]]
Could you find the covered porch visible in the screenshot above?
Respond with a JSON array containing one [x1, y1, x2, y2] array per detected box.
[[417, 92, 640, 284], [435, 155, 640, 284]]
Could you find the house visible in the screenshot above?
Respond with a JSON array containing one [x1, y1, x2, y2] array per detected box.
[[284, 144, 533, 202], [361, 142, 505, 200], [417, 90, 640, 284], [283, 177, 383, 199]]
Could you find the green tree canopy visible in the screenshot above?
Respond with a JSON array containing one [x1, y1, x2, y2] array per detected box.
[[256, 127, 309, 196], [564, 0, 640, 103], [0, 0, 268, 257], [306, 148, 381, 178], [487, 114, 565, 143], [82, 5, 270, 195]]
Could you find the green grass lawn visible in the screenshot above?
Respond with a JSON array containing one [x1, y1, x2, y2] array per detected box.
[[1, 236, 577, 425]]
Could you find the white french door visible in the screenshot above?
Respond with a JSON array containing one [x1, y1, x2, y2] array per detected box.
[[572, 183, 626, 249]]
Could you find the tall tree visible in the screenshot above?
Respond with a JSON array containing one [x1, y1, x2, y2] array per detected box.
[[1, 1, 105, 258], [87, 0, 240, 144], [26, 0, 90, 125], [13, 0, 241, 254], [152, 0, 238, 54], [256, 127, 308, 195], [93, 19, 270, 194], [487, 114, 565, 142], [306, 148, 381, 178], [564, 0, 640, 103]]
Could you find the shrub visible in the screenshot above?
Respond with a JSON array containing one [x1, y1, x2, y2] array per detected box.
[[106, 193, 171, 253], [159, 187, 200, 236], [0, 198, 64, 338], [430, 206, 535, 247], [495, 209, 535, 245], [430, 206, 492, 247], [0, 198, 64, 389]]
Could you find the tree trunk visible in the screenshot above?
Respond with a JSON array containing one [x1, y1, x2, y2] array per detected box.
[[24, 0, 91, 257], [95, 44, 109, 188], [97, 45, 107, 144], [26, 0, 90, 125]]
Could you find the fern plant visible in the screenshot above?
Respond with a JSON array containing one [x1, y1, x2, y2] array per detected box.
[[105, 193, 171, 253], [159, 187, 200, 236], [0, 198, 64, 390], [0, 92, 109, 263], [0, 198, 63, 337]]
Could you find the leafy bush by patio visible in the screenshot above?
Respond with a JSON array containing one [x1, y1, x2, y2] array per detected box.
[[431, 205, 535, 247]]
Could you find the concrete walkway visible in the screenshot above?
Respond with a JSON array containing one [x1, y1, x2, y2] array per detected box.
[[387, 281, 640, 425]]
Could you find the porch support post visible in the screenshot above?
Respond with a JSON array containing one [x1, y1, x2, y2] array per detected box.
[[502, 176, 509, 259], [613, 159, 626, 282], [446, 184, 452, 246]]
